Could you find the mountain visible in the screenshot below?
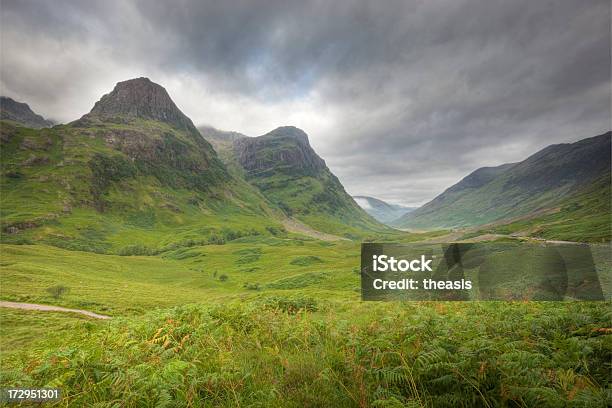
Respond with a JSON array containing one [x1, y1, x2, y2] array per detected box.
[[0, 78, 283, 254], [352, 196, 415, 224], [395, 132, 611, 241], [200, 125, 389, 238], [79, 77, 195, 131], [0, 96, 54, 128], [0, 77, 389, 255]]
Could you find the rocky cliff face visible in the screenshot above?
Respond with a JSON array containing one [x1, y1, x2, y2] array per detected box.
[[0, 96, 54, 128], [233, 126, 326, 176], [72, 78, 229, 194], [205, 125, 387, 236], [80, 77, 196, 132]]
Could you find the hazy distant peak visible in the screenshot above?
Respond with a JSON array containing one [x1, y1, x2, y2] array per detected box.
[[353, 195, 415, 224], [0, 96, 54, 128]]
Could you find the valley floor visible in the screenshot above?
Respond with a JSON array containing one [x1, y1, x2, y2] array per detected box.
[[1, 241, 610, 407]]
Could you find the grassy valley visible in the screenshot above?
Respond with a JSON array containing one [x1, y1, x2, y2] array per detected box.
[[1, 81, 610, 407], [2, 241, 610, 407]]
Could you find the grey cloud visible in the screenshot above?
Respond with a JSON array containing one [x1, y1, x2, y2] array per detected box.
[[1, 0, 609, 205]]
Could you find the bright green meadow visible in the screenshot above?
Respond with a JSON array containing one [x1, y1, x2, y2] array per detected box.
[[1, 238, 611, 407]]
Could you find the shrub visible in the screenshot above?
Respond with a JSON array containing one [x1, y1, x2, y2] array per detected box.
[[218, 274, 229, 282], [2, 302, 610, 406], [45, 284, 70, 299], [118, 244, 156, 256], [290, 255, 323, 266], [266, 225, 288, 237], [234, 248, 262, 265], [266, 272, 329, 289], [260, 295, 318, 313]]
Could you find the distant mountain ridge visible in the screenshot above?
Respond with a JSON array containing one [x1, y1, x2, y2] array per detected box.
[[353, 196, 415, 224], [395, 132, 611, 237], [0, 96, 54, 128]]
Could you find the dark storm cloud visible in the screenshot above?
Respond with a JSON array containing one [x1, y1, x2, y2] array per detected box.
[[1, 0, 609, 205]]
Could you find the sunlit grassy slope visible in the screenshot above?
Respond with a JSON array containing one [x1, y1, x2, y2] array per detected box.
[[0, 120, 291, 254], [0, 240, 362, 315], [468, 174, 612, 243]]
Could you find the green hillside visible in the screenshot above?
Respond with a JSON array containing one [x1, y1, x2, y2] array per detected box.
[[396, 132, 611, 241], [202, 126, 391, 239], [0, 79, 287, 254], [471, 173, 611, 242]]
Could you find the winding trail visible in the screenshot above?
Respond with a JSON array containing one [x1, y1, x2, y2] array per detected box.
[[0, 301, 111, 319]]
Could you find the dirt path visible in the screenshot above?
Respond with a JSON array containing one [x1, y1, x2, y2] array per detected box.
[[0, 301, 111, 319]]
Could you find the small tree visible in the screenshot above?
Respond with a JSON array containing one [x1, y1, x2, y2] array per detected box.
[[46, 284, 70, 299], [219, 274, 228, 282]]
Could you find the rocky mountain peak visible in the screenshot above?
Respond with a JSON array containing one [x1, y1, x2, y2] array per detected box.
[[0, 96, 54, 128], [233, 126, 325, 176], [83, 77, 196, 131], [264, 126, 310, 145]]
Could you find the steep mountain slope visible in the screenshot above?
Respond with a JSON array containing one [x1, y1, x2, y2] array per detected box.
[[396, 132, 611, 235], [0, 96, 54, 128], [479, 172, 611, 242], [1, 78, 283, 254], [353, 195, 415, 224], [201, 125, 389, 238]]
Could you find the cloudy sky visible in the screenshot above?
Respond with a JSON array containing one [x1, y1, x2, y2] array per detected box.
[[1, 0, 610, 206]]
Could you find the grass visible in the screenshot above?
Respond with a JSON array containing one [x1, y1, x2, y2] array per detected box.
[[0, 308, 97, 354], [0, 240, 360, 315], [1, 239, 611, 407], [1, 300, 609, 407]]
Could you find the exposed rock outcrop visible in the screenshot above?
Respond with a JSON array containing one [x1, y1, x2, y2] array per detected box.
[[80, 77, 197, 132], [233, 126, 326, 176]]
